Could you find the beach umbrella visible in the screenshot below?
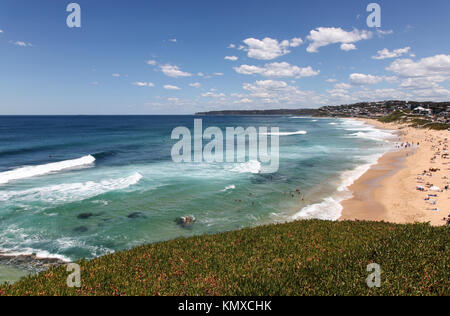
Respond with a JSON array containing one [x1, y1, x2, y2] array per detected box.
[[430, 186, 440, 192]]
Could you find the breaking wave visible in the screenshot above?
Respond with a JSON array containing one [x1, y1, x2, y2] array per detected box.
[[0, 155, 96, 185]]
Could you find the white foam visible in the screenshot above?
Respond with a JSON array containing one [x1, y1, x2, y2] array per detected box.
[[341, 119, 396, 142], [292, 197, 343, 221], [349, 130, 396, 142], [337, 154, 383, 192], [0, 172, 143, 204], [292, 153, 384, 221], [0, 155, 95, 185], [260, 130, 307, 136], [221, 185, 236, 192], [231, 160, 261, 174]]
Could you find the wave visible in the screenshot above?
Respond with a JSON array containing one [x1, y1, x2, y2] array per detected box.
[[221, 185, 236, 192], [231, 160, 261, 174], [0, 155, 96, 185], [0, 172, 143, 205], [260, 130, 307, 136], [341, 119, 397, 142], [337, 154, 383, 192], [292, 153, 383, 221], [349, 130, 395, 142], [292, 196, 343, 221]]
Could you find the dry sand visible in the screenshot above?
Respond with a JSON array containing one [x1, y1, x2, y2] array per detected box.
[[340, 119, 449, 226]]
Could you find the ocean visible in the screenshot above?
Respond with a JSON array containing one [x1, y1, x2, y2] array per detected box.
[[0, 115, 396, 262]]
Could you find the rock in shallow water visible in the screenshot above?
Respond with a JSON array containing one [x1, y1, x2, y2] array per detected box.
[[127, 212, 146, 219], [73, 226, 89, 233], [0, 253, 65, 274], [175, 216, 196, 228], [77, 213, 94, 220]]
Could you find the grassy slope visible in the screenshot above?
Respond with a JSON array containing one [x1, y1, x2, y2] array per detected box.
[[1, 220, 448, 296], [378, 112, 450, 130]]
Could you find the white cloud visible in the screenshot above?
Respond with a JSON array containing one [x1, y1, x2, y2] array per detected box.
[[240, 80, 321, 107], [224, 56, 238, 61], [164, 84, 181, 90], [13, 41, 32, 47], [0, 29, 3, 34], [335, 83, 352, 89], [234, 62, 319, 78], [244, 80, 288, 90], [91, 81, 99, 86], [340, 43, 356, 51], [239, 98, 253, 104], [306, 27, 372, 53], [376, 29, 394, 36], [132, 82, 154, 87], [214, 72, 224, 76], [411, 87, 450, 99], [146, 60, 157, 65], [201, 91, 226, 98], [352, 88, 410, 101], [386, 54, 450, 78], [326, 78, 338, 83], [372, 47, 411, 60], [290, 38, 303, 47], [160, 64, 192, 78], [169, 38, 177, 43], [399, 77, 444, 90], [228, 44, 236, 49], [189, 82, 202, 88], [349, 73, 383, 85], [241, 37, 303, 60], [112, 73, 120, 77]]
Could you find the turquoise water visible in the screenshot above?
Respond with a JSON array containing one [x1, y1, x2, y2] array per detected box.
[[0, 264, 30, 284], [0, 116, 396, 262]]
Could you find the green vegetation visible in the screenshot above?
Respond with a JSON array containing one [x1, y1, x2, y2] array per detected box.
[[422, 123, 450, 130], [1, 220, 448, 296], [378, 111, 405, 123], [377, 113, 450, 130], [409, 119, 450, 130], [410, 118, 432, 127]]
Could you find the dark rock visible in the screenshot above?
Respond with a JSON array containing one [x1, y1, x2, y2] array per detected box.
[[73, 226, 88, 233], [175, 216, 196, 228], [0, 252, 65, 274], [77, 213, 93, 220], [127, 212, 145, 219]]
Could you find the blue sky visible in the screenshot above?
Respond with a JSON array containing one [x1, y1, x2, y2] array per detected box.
[[1, 0, 449, 114]]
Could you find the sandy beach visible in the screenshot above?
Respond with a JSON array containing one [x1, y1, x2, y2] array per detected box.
[[341, 119, 449, 226]]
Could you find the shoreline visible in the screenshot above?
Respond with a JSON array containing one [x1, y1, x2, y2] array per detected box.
[[340, 118, 449, 226], [2, 116, 448, 284]]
